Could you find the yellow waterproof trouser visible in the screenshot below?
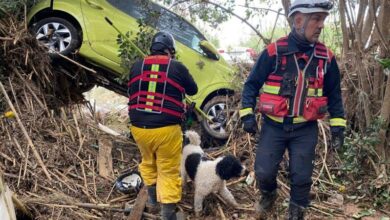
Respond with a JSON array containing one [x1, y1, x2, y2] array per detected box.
[[130, 124, 182, 204]]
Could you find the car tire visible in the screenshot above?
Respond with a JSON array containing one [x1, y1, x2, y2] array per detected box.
[[32, 17, 81, 58], [201, 95, 239, 140]]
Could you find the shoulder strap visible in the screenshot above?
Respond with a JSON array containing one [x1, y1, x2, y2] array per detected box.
[[314, 42, 329, 60], [276, 37, 289, 55], [274, 37, 291, 73]]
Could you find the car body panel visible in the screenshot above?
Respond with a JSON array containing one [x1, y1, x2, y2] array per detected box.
[[27, 0, 51, 22], [27, 0, 235, 108], [189, 82, 234, 105], [80, 0, 133, 66]]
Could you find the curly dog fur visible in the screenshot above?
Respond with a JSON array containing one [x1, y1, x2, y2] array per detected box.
[[181, 130, 247, 216]]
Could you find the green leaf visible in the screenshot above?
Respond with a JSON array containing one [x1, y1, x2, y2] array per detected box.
[[376, 58, 390, 69]]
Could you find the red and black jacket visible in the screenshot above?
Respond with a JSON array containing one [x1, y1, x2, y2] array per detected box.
[[128, 55, 198, 128], [258, 37, 329, 121], [242, 35, 345, 127]]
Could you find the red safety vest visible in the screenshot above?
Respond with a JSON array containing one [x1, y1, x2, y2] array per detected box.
[[258, 37, 332, 121], [128, 55, 185, 118]]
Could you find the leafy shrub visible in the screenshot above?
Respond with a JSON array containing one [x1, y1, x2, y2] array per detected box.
[[116, 19, 155, 84], [340, 117, 389, 207], [0, 0, 38, 19]]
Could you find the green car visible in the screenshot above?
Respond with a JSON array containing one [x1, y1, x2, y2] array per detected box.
[[28, 0, 237, 140]]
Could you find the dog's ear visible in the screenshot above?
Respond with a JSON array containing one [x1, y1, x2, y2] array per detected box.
[[216, 155, 243, 180]]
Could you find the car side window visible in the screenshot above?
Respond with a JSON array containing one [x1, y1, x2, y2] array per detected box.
[[107, 0, 206, 54], [157, 8, 205, 54], [106, 0, 159, 26]]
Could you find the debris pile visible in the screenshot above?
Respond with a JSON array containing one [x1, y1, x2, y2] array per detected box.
[[0, 13, 142, 220], [1, 10, 388, 220]]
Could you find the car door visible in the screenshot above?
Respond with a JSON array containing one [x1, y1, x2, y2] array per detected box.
[[80, 0, 155, 69]]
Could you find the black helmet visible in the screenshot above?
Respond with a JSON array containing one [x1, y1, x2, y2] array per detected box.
[[150, 31, 176, 55]]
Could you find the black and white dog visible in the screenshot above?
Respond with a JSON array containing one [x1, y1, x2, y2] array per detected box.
[[181, 130, 247, 216]]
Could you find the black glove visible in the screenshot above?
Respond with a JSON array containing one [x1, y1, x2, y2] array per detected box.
[[241, 114, 258, 134], [331, 126, 345, 150]]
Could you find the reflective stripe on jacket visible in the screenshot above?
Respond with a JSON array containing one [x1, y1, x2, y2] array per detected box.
[[258, 37, 329, 122], [128, 55, 185, 118], [241, 34, 345, 126]]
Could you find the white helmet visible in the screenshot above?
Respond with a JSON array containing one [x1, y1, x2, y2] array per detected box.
[[288, 0, 333, 18]]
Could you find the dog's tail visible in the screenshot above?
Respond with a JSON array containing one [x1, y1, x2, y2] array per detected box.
[[184, 130, 201, 146]]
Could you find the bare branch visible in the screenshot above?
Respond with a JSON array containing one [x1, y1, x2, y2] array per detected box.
[[236, 5, 285, 16], [372, 0, 389, 52], [203, 0, 270, 44]]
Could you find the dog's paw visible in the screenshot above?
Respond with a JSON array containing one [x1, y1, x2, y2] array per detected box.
[[194, 211, 201, 218]]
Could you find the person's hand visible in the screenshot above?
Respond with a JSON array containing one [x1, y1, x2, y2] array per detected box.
[[241, 114, 258, 134], [331, 126, 345, 150]]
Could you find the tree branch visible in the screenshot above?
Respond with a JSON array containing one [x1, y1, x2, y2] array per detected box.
[[371, 0, 389, 52], [169, 0, 191, 9], [338, 0, 351, 55], [270, 8, 283, 42], [203, 0, 270, 44], [236, 5, 285, 16], [281, 0, 292, 28]]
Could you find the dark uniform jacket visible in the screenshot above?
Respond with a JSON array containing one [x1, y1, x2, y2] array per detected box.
[[242, 33, 345, 128], [128, 55, 198, 128]]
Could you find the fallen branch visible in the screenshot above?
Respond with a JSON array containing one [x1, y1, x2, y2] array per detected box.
[[51, 50, 97, 74], [313, 122, 333, 185], [0, 81, 52, 181], [126, 186, 148, 220], [217, 202, 227, 220], [0, 37, 13, 41], [98, 123, 121, 136]]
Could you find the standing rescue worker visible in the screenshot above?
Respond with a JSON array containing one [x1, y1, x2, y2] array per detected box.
[[239, 0, 346, 219], [128, 31, 198, 220]]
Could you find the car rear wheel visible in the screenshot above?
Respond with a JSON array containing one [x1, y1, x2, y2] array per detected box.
[[32, 17, 81, 57], [201, 95, 239, 140]]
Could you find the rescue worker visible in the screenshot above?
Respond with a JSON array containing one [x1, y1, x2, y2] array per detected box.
[[239, 0, 346, 219], [128, 31, 198, 220]]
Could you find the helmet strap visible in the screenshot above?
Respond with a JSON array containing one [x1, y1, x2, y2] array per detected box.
[[302, 14, 311, 38], [291, 22, 314, 50], [164, 49, 176, 59], [292, 14, 312, 43]]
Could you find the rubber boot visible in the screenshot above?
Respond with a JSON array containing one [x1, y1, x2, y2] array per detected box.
[[161, 203, 186, 220], [146, 185, 160, 214], [161, 203, 177, 220], [287, 203, 305, 220], [255, 190, 277, 219]]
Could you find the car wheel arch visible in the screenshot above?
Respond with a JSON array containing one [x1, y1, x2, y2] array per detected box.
[[30, 9, 83, 42], [200, 88, 235, 110]]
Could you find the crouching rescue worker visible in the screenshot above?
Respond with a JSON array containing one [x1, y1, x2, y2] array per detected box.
[[128, 31, 198, 220], [239, 0, 346, 219]]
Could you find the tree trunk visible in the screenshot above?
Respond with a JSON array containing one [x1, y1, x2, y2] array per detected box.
[[281, 0, 292, 28], [361, 0, 377, 47], [376, 0, 390, 161], [338, 0, 350, 56], [370, 0, 383, 100], [355, 0, 368, 48]]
